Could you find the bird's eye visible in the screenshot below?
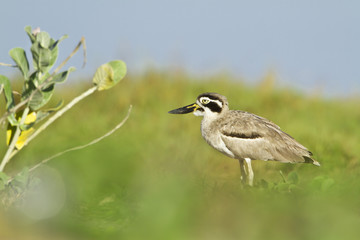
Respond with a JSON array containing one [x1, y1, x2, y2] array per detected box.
[[201, 98, 210, 104]]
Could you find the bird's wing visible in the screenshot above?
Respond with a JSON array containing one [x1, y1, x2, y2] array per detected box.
[[219, 111, 280, 140], [218, 111, 318, 164]]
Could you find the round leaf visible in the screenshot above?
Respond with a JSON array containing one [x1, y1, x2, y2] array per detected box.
[[93, 60, 127, 91], [9, 47, 29, 79], [36, 32, 51, 48], [24, 26, 36, 43], [0, 75, 17, 125], [50, 67, 76, 85]]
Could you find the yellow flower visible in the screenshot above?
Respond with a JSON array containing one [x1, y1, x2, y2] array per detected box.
[[6, 111, 37, 150]]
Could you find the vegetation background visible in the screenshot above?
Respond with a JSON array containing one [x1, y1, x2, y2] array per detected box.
[[1, 70, 359, 239]]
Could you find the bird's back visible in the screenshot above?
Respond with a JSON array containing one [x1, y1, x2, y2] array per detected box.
[[204, 110, 319, 165]]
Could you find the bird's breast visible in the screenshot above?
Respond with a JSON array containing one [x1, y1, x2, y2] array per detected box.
[[200, 119, 235, 158]]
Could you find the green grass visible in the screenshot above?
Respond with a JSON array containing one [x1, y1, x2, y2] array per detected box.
[[1, 71, 360, 239]]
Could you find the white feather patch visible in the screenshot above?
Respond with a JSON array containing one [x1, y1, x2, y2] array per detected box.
[[193, 110, 204, 116]]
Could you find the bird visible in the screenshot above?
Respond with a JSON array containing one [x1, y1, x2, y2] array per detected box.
[[168, 92, 320, 186]]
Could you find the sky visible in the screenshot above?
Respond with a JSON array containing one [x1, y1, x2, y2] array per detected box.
[[0, 0, 359, 96]]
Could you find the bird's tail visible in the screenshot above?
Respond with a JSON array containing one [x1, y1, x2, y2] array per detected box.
[[304, 156, 321, 166]]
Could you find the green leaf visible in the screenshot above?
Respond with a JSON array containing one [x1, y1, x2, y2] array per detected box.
[[93, 64, 112, 90], [0, 75, 14, 109], [36, 31, 51, 48], [22, 72, 55, 111], [29, 84, 55, 110], [276, 182, 290, 192], [259, 179, 268, 189], [27, 28, 66, 73], [25, 26, 36, 43], [288, 184, 298, 193], [93, 60, 127, 91], [287, 172, 299, 184], [22, 73, 37, 99], [22, 72, 44, 99], [31, 43, 52, 72], [47, 35, 67, 71], [311, 176, 335, 192], [30, 42, 42, 71], [0, 172, 10, 186], [50, 34, 68, 50], [48, 39, 59, 71], [19, 111, 37, 131], [321, 178, 335, 192], [35, 71, 52, 86], [0, 75, 17, 125], [35, 100, 64, 122], [13, 167, 29, 188], [108, 60, 127, 82], [50, 67, 76, 84], [0, 172, 9, 182], [9, 47, 30, 79], [19, 123, 34, 131], [30, 37, 65, 73], [39, 48, 52, 70]]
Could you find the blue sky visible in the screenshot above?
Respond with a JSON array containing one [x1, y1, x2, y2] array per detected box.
[[0, 0, 359, 96]]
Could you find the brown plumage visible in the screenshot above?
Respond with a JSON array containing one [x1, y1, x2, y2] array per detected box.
[[214, 110, 317, 164]]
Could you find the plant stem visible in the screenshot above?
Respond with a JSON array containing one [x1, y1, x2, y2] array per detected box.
[[53, 36, 87, 73], [0, 107, 30, 172], [9, 86, 98, 160], [28, 105, 132, 174], [7, 105, 132, 184], [0, 62, 15, 67]]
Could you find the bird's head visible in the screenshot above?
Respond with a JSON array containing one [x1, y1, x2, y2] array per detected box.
[[168, 92, 229, 118]]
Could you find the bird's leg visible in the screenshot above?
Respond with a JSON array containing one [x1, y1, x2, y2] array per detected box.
[[244, 158, 254, 186], [238, 159, 247, 185]]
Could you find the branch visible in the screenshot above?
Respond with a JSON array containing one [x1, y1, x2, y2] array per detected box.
[[7, 105, 132, 184], [9, 86, 98, 159], [52, 36, 87, 74], [0, 62, 16, 67]]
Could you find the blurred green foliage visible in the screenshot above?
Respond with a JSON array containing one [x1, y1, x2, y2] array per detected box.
[[1, 71, 360, 239]]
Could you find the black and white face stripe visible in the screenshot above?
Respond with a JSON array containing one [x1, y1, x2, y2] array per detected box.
[[197, 95, 224, 113]]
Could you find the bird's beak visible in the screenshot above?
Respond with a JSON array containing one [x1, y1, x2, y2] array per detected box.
[[168, 103, 201, 114]]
